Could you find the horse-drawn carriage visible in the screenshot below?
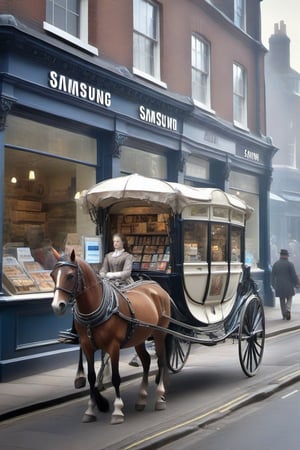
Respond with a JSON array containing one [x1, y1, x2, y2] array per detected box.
[[51, 174, 265, 423]]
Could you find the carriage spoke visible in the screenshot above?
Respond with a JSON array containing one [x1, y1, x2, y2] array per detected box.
[[166, 334, 191, 373], [238, 296, 265, 377]]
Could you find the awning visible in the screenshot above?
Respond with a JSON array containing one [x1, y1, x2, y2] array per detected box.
[[81, 173, 249, 215]]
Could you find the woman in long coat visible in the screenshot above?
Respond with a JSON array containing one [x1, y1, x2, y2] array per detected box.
[[271, 249, 299, 320]]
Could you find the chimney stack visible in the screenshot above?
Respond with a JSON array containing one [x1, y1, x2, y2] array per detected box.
[[268, 21, 290, 71]]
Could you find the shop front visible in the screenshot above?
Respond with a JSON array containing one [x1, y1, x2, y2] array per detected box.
[[270, 166, 300, 275], [0, 21, 274, 381]]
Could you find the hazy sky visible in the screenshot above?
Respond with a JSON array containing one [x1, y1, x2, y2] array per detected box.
[[261, 0, 300, 72]]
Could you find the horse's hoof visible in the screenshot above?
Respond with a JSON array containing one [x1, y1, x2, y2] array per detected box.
[[111, 414, 124, 425], [135, 403, 146, 412], [82, 414, 97, 423], [155, 401, 167, 411], [74, 376, 86, 389]]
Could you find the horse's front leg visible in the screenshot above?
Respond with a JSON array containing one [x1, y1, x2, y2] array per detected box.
[[96, 350, 111, 392], [110, 349, 124, 425], [135, 343, 151, 412], [74, 347, 86, 389], [82, 352, 110, 423]]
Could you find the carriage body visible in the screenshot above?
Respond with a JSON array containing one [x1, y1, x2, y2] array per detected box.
[[83, 174, 265, 376]]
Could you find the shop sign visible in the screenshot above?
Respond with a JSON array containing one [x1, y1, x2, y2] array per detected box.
[[243, 149, 260, 162], [48, 71, 112, 108], [139, 105, 177, 131]]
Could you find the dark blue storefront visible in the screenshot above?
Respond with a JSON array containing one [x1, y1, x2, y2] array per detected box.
[[0, 15, 275, 381]]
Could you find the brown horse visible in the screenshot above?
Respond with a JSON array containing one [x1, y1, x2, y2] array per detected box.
[[51, 250, 171, 424]]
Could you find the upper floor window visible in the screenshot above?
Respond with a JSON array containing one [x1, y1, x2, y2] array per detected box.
[[233, 63, 247, 128], [133, 0, 165, 86], [44, 0, 98, 55], [191, 34, 211, 108], [46, 0, 79, 37], [234, 0, 246, 31]]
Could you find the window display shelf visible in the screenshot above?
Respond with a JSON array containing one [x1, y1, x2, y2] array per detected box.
[[2, 256, 37, 294], [111, 212, 170, 272], [2, 256, 54, 294]]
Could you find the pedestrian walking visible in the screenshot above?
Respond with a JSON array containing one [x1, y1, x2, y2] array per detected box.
[[271, 249, 299, 320]]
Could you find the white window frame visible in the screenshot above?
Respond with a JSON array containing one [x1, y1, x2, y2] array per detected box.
[[191, 34, 211, 110], [233, 63, 248, 129], [43, 0, 98, 55], [133, 0, 166, 88], [234, 0, 246, 31]]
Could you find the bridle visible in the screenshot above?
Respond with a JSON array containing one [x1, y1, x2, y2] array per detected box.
[[51, 259, 119, 328], [51, 260, 85, 304]]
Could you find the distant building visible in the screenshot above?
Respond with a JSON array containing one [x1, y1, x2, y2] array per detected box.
[[265, 21, 300, 274]]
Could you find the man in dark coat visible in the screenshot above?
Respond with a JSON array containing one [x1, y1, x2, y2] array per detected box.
[[271, 249, 299, 320]]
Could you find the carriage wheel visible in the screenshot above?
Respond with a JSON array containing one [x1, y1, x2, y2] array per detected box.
[[166, 334, 191, 373], [238, 296, 265, 377]]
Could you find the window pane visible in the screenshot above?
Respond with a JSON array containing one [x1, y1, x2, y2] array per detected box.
[[6, 116, 96, 164], [46, 0, 80, 37], [69, 0, 79, 13], [54, 4, 66, 29], [211, 224, 228, 262], [134, 0, 157, 39], [231, 227, 242, 262], [67, 11, 79, 36], [234, 0, 246, 30], [229, 186, 259, 269], [191, 35, 210, 105], [183, 221, 208, 263], [133, 0, 159, 77], [185, 157, 209, 179], [233, 63, 246, 124], [134, 34, 154, 75], [120, 146, 167, 179]]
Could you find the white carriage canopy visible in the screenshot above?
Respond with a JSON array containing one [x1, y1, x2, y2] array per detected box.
[[80, 173, 251, 217]]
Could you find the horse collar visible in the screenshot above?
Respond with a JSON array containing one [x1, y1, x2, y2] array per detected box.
[[73, 280, 119, 328]]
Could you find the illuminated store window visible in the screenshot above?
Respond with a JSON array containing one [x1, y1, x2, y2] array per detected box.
[[2, 116, 96, 295]]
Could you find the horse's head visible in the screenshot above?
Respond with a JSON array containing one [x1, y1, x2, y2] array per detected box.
[[51, 249, 80, 316]]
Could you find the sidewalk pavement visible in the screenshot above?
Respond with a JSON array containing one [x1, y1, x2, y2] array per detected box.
[[1, 296, 300, 422]]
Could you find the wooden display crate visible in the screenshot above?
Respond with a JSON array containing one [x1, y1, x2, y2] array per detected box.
[[10, 211, 46, 223], [15, 200, 42, 212]]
